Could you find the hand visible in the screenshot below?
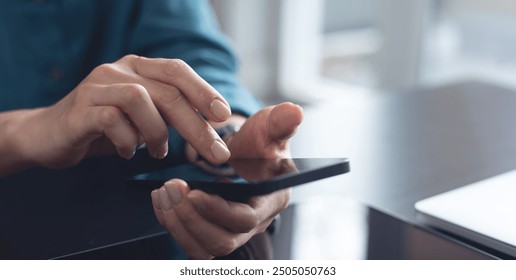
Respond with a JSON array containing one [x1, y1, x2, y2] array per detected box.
[[15, 55, 232, 169], [184, 102, 304, 164], [152, 102, 303, 258], [152, 178, 290, 259]]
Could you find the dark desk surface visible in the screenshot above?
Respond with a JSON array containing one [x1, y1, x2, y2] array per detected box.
[[291, 81, 516, 259], [0, 153, 184, 259]]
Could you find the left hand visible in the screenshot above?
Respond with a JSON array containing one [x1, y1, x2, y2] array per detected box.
[[151, 102, 303, 259]]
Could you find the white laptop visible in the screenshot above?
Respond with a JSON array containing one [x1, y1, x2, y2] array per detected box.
[[415, 169, 516, 257]]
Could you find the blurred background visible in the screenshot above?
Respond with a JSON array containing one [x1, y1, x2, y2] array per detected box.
[[210, 0, 516, 259], [212, 0, 516, 100]]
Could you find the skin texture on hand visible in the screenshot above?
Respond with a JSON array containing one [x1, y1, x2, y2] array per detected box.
[[152, 102, 304, 259], [6, 55, 232, 172], [227, 102, 303, 159]]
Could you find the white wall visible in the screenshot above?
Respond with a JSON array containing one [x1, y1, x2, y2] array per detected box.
[[211, 0, 282, 101]]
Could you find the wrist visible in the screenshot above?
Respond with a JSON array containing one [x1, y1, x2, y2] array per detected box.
[[0, 108, 43, 175], [12, 108, 46, 167]]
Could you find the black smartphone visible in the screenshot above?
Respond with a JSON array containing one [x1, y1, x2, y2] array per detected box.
[[127, 158, 349, 202]]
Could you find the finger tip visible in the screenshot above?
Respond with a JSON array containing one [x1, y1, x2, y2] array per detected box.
[[210, 98, 232, 121], [294, 104, 304, 123], [151, 189, 161, 210], [165, 178, 190, 192], [288, 103, 304, 124], [118, 147, 136, 160], [273, 102, 303, 123], [210, 140, 231, 164], [268, 103, 304, 140]]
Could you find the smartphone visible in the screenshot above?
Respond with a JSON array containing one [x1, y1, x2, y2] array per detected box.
[[127, 158, 349, 202]]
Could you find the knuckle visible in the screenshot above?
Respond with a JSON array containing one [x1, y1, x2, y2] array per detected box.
[[122, 54, 140, 61], [119, 54, 141, 65], [98, 107, 122, 128], [158, 87, 185, 105], [122, 84, 149, 106], [92, 63, 120, 79], [74, 83, 96, 100], [164, 59, 188, 75]]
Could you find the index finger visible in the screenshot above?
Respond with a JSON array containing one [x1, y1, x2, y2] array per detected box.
[[125, 55, 232, 122]]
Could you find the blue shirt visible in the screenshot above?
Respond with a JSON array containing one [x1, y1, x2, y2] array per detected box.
[[0, 0, 261, 156]]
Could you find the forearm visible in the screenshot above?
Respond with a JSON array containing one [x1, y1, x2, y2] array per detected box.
[[0, 109, 41, 176]]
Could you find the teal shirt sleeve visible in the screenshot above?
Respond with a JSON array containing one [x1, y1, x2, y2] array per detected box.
[[0, 0, 260, 159], [127, 0, 262, 158]]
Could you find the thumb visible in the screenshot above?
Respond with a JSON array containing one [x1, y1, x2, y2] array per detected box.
[[266, 102, 304, 142]]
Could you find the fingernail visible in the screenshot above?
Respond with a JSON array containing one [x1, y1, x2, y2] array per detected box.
[[210, 99, 231, 120], [158, 188, 173, 210], [155, 143, 168, 159], [211, 141, 230, 163], [164, 181, 182, 205], [151, 190, 161, 210]]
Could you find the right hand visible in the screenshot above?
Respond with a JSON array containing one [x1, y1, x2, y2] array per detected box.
[[15, 55, 232, 169]]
